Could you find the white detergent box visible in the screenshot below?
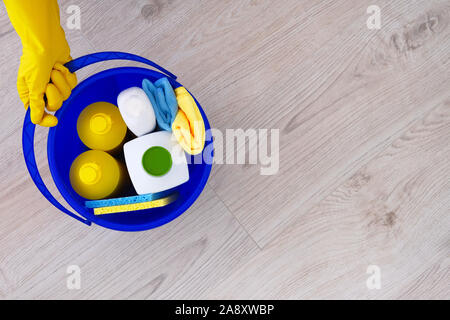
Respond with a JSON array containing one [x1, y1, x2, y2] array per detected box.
[[124, 131, 189, 195]]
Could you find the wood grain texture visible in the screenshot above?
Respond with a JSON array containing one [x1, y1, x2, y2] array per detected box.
[[0, 0, 448, 299], [204, 0, 450, 246], [206, 101, 450, 299], [0, 186, 258, 299], [67, 0, 450, 246], [0, 1, 259, 299]]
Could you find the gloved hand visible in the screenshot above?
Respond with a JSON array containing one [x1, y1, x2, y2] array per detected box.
[[4, 0, 77, 127]]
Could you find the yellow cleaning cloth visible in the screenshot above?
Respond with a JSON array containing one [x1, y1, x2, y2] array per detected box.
[[172, 87, 205, 155], [94, 194, 178, 215]]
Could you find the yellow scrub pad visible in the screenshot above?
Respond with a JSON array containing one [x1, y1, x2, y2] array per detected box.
[[94, 194, 178, 215]]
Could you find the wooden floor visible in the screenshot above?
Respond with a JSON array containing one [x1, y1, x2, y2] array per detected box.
[[0, 0, 448, 299]]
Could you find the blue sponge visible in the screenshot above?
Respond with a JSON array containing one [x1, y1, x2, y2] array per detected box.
[[94, 194, 178, 215], [85, 190, 173, 209]]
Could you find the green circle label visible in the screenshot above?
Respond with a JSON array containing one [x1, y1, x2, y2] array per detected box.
[[142, 146, 172, 177]]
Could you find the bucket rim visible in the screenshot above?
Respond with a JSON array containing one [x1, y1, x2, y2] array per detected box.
[[47, 66, 213, 231]]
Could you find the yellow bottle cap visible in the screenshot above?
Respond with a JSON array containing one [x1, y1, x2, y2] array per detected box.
[[79, 162, 102, 185], [90, 113, 112, 135]]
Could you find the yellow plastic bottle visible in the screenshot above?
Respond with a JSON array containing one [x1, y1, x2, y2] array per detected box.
[[77, 102, 128, 153], [70, 150, 128, 200]]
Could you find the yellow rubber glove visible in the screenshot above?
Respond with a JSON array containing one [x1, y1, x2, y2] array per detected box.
[[172, 87, 206, 155], [4, 0, 77, 127]]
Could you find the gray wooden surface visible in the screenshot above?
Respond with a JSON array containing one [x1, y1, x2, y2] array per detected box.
[[0, 0, 448, 299]]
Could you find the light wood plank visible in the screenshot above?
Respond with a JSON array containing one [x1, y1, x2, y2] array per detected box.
[[0, 0, 448, 299], [205, 0, 450, 246], [0, 2, 259, 299], [0, 186, 259, 299], [71, 0, 450, 246], [206, 101, 450, 299]]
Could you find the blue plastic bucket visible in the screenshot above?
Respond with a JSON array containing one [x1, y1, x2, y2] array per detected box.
[[22, 52, 213, 231]]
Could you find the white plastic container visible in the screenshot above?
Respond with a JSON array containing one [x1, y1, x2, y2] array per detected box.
[[124, 131, 189, 194], [117, 87, 156, 136]]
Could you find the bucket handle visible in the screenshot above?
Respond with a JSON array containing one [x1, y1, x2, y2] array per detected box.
[[22, 52, 177, 226], [65, 51, 177, 79], [22, 110, 91, 226]]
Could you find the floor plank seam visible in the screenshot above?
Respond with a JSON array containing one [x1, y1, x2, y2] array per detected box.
[[259, 98, 449, 248], [209, 186, 263, 251]]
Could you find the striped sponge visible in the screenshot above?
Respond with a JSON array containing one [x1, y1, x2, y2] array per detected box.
[[94, 193, 178, 215], [85, 190, 172, 209]]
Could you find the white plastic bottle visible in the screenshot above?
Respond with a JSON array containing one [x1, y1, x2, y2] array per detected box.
[[117, 87, 156, 136], [124, 131, 189, 194]]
